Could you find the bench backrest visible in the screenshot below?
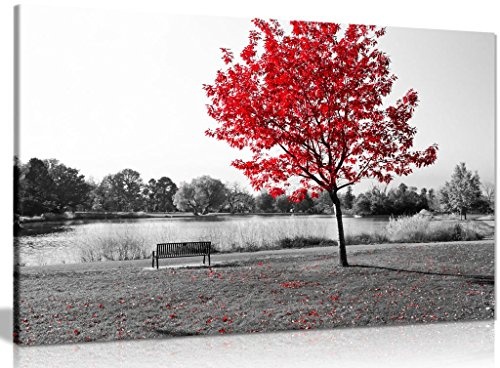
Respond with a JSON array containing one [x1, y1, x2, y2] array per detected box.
[[156, 242, 211, 257]]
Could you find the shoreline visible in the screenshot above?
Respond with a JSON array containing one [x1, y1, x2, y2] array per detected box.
[[17, 211, 340, 225], [17, 211, 494, 226], [17, 239, 494, 274]]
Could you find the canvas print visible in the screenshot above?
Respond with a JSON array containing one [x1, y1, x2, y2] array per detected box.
[[13, 5, 495, 345]]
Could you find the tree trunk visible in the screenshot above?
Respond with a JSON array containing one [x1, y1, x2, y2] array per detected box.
[[459, 208, 467, 220], [330, 191, 349, 267]]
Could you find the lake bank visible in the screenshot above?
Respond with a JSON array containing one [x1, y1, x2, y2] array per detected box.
[[14, 240, 495, 345], [17, 210, 494, 225], [15, 214, 493, 267], [17, 211, 342, 225]]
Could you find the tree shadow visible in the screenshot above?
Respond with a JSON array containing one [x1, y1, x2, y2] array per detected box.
[[153, 328, 197, 337], [178, 261, 244, 270], [349, 264, 494, 285]]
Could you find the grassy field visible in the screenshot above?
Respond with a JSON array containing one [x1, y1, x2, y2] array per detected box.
[[14, 240, 494, 345]]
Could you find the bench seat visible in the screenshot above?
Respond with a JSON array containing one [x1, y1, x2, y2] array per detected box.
[[152, 241, 211, 269]]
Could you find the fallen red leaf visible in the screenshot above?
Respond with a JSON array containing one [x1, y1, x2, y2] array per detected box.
[[280, 281, 304, 289]]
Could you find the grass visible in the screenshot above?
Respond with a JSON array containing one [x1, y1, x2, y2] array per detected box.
[[14, 240, 494, 345]]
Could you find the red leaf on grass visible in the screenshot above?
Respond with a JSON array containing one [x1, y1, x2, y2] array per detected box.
[[280, 281, 304, 289], [207, 268, 223, 279], [466, 290, 482, 296], [329, 294, 340, 302], [308, 310, 319, 317]]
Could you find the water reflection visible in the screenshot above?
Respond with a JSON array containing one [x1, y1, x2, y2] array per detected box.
[[14, 321, 494, 368], [16, 223, 70, 237]]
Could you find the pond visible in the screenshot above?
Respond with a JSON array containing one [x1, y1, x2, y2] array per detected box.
[[15, 215, 390, 266]]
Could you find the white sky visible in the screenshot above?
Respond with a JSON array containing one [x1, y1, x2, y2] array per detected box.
[[19, 5, 495, 194]]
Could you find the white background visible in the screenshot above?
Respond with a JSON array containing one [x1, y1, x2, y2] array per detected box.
[[15, 6, 496, 193], [0, 1, 498, 367]]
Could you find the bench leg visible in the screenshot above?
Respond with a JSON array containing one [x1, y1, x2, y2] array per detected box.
[[203, 255, 206, 265], [208, 253, 211, 266], [156, 256, 159, 270], [152, 251, 155, 269]]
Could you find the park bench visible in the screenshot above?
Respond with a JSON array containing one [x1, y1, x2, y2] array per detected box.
[[152, 241, 211, 269]]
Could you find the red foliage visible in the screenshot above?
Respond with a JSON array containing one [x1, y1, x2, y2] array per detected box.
[[204, 19, 437, 199]]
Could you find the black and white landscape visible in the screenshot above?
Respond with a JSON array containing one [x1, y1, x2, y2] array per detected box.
[[14, 6, 495, 346]]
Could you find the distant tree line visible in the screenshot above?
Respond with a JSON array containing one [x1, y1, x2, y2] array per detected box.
[[14, 158, 494, 218], [14, 158, 178, 216], [15, 157, 92, 216]]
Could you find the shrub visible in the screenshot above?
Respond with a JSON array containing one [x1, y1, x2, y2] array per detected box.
[[278, 236, 336, 249], [386, 216, 430, 243], [345, 232, 389, 245], [385, 215, 484, 243], [76, 226, 150, 262]]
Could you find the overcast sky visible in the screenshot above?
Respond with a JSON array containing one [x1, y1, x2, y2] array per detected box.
[[18, 5, 495, 194]]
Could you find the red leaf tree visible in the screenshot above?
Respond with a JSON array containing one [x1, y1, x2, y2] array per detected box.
[[204, 19, 438, 266]]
